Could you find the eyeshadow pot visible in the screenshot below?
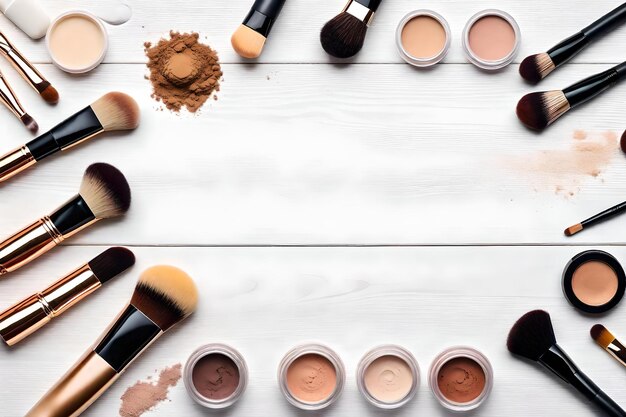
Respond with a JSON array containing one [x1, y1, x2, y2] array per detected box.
[[462, 9, 521, 70], [429, 346, 493, 412], [562, 250, 626, 314], [357, 345, 420, 409], [396, 10, 451, 67], [278, 344, 346, 410], [183, 344, 248, 409]]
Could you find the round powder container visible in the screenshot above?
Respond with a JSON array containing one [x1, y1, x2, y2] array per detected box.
[[429, 346, 493, 412], [278, 343, 345, 410], [562, 250, 626, 314], [46, 11, 108, 74], [462, 9, 520, 71], [183, 344, 248, 409], [356, 345, 420, 409], [396, 10, 451, 67]]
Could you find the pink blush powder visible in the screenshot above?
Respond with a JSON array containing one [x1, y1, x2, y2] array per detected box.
[[468, 16, 516, 61]]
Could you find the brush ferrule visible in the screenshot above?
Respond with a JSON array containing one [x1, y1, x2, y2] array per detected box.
[[0, 31, 47, 93], [0, 69, 26, 118], [343, 0, 375, 25], [607, 339, 626, 367], [0, 145, 35, 183], [50, 194, 97, 237], [563, 66, 621, 108], [547, 32, 588, 67]]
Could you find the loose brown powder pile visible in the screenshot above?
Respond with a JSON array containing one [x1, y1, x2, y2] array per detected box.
[[119, 364, 182, 417], [145, 31, 221, 112]]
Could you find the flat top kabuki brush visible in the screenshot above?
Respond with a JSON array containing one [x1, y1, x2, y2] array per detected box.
[[520, 3, 626, 84], [508, 310, 626, 417], [25, 265, 198, 417], [320, 0, 383, 59], [231, 0, 286, 59], [0, 163, 131, 275], [0, 92, 139, 183], [517, 61, 626, 131]]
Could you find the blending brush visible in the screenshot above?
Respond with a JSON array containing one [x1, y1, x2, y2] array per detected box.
[[565, 201, 626, 236], [0, 31, 59, 104], [591, 324, 626, 369], [0, 68, 38, 133], [0, 92, 139, 183], [231, 0, 287, 59], [517, 61, 626, 131], [520, 3, 626, 84], [25, 265, 198, 417], [0, 163, 131, 275], [320, 0, 383, 59], [0, 247, 135, 346], [508, 310, 625, 417]]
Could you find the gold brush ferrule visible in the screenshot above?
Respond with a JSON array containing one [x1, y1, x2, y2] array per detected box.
[[607, 338, 626, 368], [0, 264, 101, 346], [0, 145, 35, 183], [342, 0, 375, 25], [25, 350, 119, 417], [0, 31, 47, 91], [0, 68, 26, 118]]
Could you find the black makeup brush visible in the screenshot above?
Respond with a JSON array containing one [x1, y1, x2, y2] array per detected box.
[[231, 0, 286, 59], [0, 92, 140, 183], [591, 325, 626, 369], [0, 163, 131, 275], [520, 3, 626, 84], [565, 200, 626, 236], [517, 61, 626, 131], [25, 265, 198, 417], [508, 310, 625, 417], [320, 0, 383, 59]]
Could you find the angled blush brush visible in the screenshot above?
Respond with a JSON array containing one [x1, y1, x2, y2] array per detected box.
[[231, 0, 287, 59], [25, 266, 198, 417], [0, 247, 135, 346], [591, 325, 626, 369], [0, 92, 139, 183], [520, 3, 626, 83], [0, 68, 38, 133], [0, 163, 131, 275]]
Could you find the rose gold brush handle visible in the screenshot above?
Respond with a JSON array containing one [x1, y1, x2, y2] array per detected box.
[[0, 145, 36, 183], [0, 31, 48, 90], [0, 68, 26, 118], [25, 350, 119, 417]]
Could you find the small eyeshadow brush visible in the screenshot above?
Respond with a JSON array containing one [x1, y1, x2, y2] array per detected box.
[[565, 200, 626, 236], [591, 325, 626, 369], [231, 0, 286, 59], [520, 3, 626, 84], [0, 68, 38, 133]]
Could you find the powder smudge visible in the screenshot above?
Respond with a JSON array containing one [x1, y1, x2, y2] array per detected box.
[[573, 130, 587, 140], [119, 364, 182, 417]]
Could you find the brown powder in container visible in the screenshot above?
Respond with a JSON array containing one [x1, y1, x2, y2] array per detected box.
[[119, 364, 182, 417], [145, 31, 222, 112]]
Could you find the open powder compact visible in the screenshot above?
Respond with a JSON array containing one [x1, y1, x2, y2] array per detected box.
[[462, 9, 521, 70], [396, 10, 451, 67]]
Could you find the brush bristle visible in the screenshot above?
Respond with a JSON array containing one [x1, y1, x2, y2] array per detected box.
[[39, 83, 59, 104], [621, 130, 626, 154], [320, 12, 367, 59], [130, 266, 198, 331], [516, 91, 570, 131], [79, 163, 131, 219], [231, 25, 266, 59], [591, 324, 615, 349], [90, 92, 140, 132], [88, 247, 136, 284], [20, 113, 38, 133], [564, 223, 583, 236], [507, 310, 556, 361], [519, 53, 555, 84]]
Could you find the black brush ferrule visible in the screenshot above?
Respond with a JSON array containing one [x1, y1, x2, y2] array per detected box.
[[547, 32, 589, 67], [94, 304, 161, 373], [26, 106, 102, 161], [563, 63, 624, 108], [49, 195, 96, 236], [355, 0, 382, 12], [243, 0, 286, 36]]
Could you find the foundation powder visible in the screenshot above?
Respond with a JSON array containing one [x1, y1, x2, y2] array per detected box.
[[401, 16, 446, 58], [468, 16, 516, 60], [364, 355, 413, 403], [119, 364, 182, 417], [437, 357, 486, 403], [286, 354, 337, 403], [192, 353, 240, 400], [145, 31, 222, 112], [572, 261, 619, 306]]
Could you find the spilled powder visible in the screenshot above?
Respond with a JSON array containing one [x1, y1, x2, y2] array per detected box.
[[145, 31, 222, 112], [119, 364, 182, 417]]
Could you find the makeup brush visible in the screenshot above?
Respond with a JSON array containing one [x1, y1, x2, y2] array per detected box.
[[25, 265, 198, 417], [0, 163, 131, 275], [0, 92, 139, 183], [517, 61, 626, 131], [620, 130, 626, 153], [0, 69, 38, 133], [565, 201, 626, 236], [231, 0, 286, 59], [320, 0, 382, 59], [591, 325, 626, 369], [0, 247, 135, 346], [0, 31, 59, 104], [507, 310, 625, 417], [520, 3, 626, 84]]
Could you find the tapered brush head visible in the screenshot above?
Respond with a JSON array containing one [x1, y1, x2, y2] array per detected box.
[[591, 324, 615, 349], [20, 114, 38, 133], [130, 266, 198, 331], [90, 92, 140, 132], [519, 53, 556, 84], [88, 247, 136, 284], [38, 82, 60, 104], [621, 130, 626, 154], [516, 91, 570, 131], [564, 223, 583, 236], [320, 12, 368, 59], [79, 163, 131, 219], [231, 25, 266, 59], [507, 310, 556, 361]]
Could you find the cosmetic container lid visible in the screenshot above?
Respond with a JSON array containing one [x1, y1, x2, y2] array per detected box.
[[396, 10, 451, 68], [1, 0, 50, 39]]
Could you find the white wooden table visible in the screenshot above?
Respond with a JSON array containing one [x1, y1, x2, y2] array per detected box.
[[1, 1, 626, 416]]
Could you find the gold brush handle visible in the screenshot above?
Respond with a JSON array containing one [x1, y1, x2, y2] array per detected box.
[[0, 31, 46, 89], [25, 350, 118, 417], [0, 145, 35, 183], [0, 68, 25, 118]]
